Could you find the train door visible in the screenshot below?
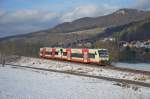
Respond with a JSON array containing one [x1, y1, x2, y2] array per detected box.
[[42, 48, 46, 57], [52, 48, 56, 58], [82, 49, 89, 63], [60, 49, 63, 58], [66, 48, 71, 61]]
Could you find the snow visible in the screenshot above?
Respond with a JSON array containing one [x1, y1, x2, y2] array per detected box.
[[0, 66, 150, 99], [10, 57, 150, 83]]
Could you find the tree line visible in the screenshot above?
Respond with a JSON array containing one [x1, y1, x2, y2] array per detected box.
[[0, 39, 150, 63]]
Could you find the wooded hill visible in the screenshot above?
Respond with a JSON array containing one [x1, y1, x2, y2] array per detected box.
[[94, 17, 150, 42]]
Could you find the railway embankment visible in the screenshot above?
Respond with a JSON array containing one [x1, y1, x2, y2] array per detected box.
[[8, 56, 150, 86]]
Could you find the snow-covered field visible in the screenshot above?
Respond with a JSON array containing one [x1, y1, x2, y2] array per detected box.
[[10, 57, 150, 83], [0, 65, 150, 99]]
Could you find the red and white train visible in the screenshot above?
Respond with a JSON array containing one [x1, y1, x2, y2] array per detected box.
[[40, 47, 109, 65]]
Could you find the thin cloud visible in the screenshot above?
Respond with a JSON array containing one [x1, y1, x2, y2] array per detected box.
[[60, 4, 118, 22], [133, 0, 150, 10], [0, 10, 57, 23], [0, 9, 59, 37]]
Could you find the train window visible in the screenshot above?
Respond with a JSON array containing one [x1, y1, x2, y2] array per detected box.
[[55, 52, 58, 55], [98, 50, 108, 57], [88, 53, 95, 58], [72, 53, 83, 58], [45, 52, 52, 55], [63, 52, 67, 56], [95, 52, 97, 55]]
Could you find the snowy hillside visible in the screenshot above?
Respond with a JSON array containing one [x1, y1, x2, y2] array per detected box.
[[0, 65, 150, 99]]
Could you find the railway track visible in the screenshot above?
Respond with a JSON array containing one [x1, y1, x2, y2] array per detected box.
[[5, 64, 150, 88], [40, 58, 150, 75]]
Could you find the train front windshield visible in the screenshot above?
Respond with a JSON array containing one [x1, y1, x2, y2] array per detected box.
[[98, 50, 108, 57]]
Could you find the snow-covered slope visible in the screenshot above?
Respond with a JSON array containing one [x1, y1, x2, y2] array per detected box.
[[10, 57, 150, 83], [0, 66, 150, 99]]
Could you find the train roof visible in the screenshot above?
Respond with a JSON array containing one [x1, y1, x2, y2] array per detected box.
[[40, 47, 108, 50]]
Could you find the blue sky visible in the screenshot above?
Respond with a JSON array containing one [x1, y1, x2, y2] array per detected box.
[[0, 0, 150, 37], [1, 0, 133, 11]]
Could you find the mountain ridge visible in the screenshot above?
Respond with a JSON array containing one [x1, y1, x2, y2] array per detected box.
[[48, 8, 150, 33]]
